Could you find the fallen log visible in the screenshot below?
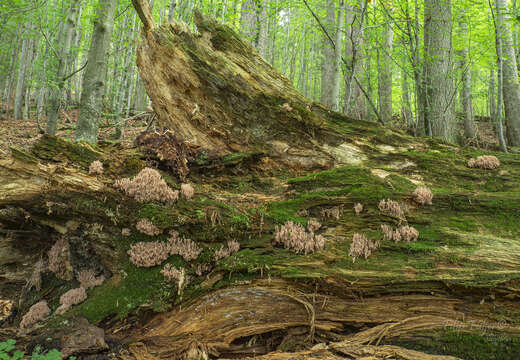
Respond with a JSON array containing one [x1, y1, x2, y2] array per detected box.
[[1, 4, 520, 360]]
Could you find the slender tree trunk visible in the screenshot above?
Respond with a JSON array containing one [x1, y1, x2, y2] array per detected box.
[[401, 50, 413, 128], [343, 0, 365, 119], [257, 0, 269, 58], [45, 2, 79, 135], [281, 6, 291, 75], [321, 0, 336, 109], [378, 2, 393, 123], [2, 27, 21, 118], [496, 0, 520, 146], [240, 0, 257, 45], [75, 0, 117, 144], [168, 0, 177, 22], [459, 13, 477, 139], [489, 69, 497, 125], [423, 0, 455, 141], [331, 0, 345, 112], [114, 14, 137, 139], [13, 23, 32, 120], [494, 1, 509, 152]]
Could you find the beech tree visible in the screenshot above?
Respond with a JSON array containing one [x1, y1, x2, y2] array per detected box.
[[75, 0, 117, 144]]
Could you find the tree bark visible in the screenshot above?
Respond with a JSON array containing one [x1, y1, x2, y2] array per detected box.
[[168, 0, 177, 23], [458, 13, 477, 139], [13, 22, 33, 121], [330, 0, 345, 112], [257, 0, 269, 58], [240, 0, 258, 45], [321, 0, 336, 109], [423, 0, 455, 142], [343, 0, 365, 119], [401, 49, 413, 128], [378, 2, 394, 124], [75, 0, 117, 144], [45, 1, 79, 135], [496, 0, 520, 146]]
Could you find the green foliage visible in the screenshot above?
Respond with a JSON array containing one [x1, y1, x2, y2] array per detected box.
[[0, 341, 72, 360]]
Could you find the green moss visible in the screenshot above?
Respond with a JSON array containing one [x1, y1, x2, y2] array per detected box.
[[392, 329, 520, 360], [31, 134, 101, 167], [138, 203, 179, 229], [221, 152, 254, 164], [10, 146, 39, 163], [287, 165, 374, 190]]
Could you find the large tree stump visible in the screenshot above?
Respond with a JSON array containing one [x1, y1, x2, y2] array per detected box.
[[131, 0, 366, 169]]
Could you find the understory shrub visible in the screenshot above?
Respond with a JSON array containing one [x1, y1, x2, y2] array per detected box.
[[114, 167, 179, 203], [0, 340, 65, 360], [273, 221, 325, 254], [349, 233, 380, 261], [467, 155, 500, 170]]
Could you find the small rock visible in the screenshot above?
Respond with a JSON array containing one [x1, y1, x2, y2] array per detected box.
[[61, 318, 108, 358]]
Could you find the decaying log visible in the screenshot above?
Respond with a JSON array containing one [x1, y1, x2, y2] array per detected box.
[[130, 0, 370, 169], [1, 4, 520, 360], [125, 279, 519, 359]]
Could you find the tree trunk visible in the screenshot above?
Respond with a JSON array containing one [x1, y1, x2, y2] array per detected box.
[[2, 27, 21, 118], [401, 49, 413, 128], [458, 13, 477, 139], [343, 0, 365, 119], [495, 2, 509, 152], [168, 0, 176, 22], [13, 23, 32, 121], [45, 1, 79, 135], [240, 0, 257, 45], [378, 2, 394, 124], [257, 0, 269, 58], [74, 0, 117, 144], [331, 0, 345, 112], [496, 0, 520, 146], [321, 0, 336, 109], [423, 0, 455, 142]]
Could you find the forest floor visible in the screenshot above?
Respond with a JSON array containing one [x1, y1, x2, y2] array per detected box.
[[0, 107, 149, 157]]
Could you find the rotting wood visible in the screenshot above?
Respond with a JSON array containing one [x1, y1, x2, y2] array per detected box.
[[130, 0, 376, 169]]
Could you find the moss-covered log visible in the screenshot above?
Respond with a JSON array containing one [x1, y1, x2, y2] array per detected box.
[[1, 4, 520, 360]]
